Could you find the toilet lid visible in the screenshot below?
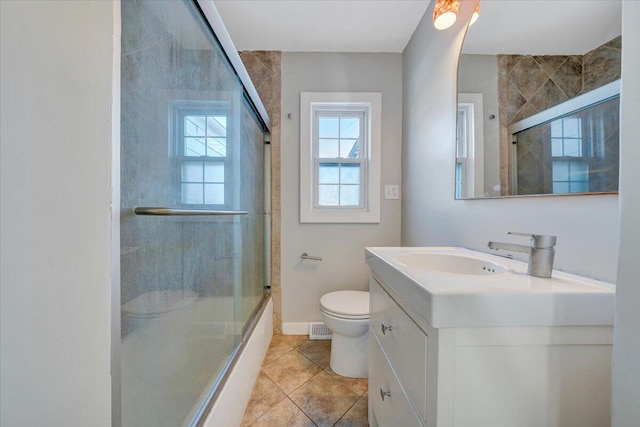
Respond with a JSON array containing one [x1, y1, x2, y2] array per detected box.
[[122, 290, 199, 317], [320, 291, 369, 319]]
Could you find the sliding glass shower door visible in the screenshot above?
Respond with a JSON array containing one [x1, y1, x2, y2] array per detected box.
[[120, 1, 267, 426]]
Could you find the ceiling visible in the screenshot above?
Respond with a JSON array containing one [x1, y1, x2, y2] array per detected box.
[[214, 0, 621, 55], [213, 0, 429, 53]]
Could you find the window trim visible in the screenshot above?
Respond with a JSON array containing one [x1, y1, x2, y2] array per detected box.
[[300, 92, 381, 223], [169, 100, 233, 208]]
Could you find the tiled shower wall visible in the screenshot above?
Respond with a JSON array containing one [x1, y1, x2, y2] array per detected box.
[[497, 36, 621, 193], [240, 51, 283, 334]]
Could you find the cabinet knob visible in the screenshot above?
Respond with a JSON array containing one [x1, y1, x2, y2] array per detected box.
[[380, 386, 391, 401], [381, 323, 393, 335]]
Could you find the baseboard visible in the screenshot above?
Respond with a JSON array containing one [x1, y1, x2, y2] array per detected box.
[[203, 297, 273, 427], [281, 322, 310, 335]]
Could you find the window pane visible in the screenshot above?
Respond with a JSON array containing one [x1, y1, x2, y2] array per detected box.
[[206, 137, 226, 157], [318, 163, 339, 184], [184, 137, 206, 156], [550, 120, 562, 138], [571, 161, 589, 181], [570, 182, 589, 193], [318, 184, 339, 206], [182, 161, 203, 182], [340, 185, 360, 206], [553, 182, 569, 193], [204, 183, 224, 204], [182, 183, 203, 204], [564, 139, 581, 157], [340, 163, 361, 184], [204, 163, 224, 183], [318, 117, 339, 138], [551, 139, 564, 156], [553, 161, 569, 181], [318, 139, 339, 158], [340, 139, 360, 158], [207, 115, 226, 137], [340, 117, 360, 139], [184, 116, 206, 137], [563, 118, 581, 138]]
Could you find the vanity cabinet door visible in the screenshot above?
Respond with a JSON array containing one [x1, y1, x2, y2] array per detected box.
[[370, 277, 428, 422], [370, 333, 423, 427]]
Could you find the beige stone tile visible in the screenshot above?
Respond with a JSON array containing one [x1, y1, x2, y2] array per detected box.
[[323, 367, 369, 397], [262, 335, 293, 365], [262, 351, 321, 394], [279, 334, 310, 349], [296, 340, 331, 369], [289, 371, 359, 427], [334, 394, 369, 427], [241, 371, 287, 426], [249, 397, 315, 427]]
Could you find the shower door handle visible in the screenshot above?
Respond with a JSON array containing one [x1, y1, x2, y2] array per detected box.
[[133, 206, 248, 216]]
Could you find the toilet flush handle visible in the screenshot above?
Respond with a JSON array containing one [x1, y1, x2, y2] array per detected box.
[[380, 386, 391, 401], [381, 323, 393, 335]]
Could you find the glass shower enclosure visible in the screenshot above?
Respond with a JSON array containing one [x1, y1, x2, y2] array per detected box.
[[119, 1, 269, 425]]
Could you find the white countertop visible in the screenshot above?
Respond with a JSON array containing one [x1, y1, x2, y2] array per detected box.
[[365, 247, 616, 328]]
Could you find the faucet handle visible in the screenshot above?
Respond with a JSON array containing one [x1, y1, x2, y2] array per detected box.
[[507, 232, 557, 248]]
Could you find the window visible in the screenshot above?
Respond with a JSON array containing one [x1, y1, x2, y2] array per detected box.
[[550, 117, 589, 193], [171, 101, 231, 206], [300, 92, 381, 223], [456, 93, 484, 199]]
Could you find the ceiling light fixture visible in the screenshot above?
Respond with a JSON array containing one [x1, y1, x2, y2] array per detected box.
[[470, 1, 480, 26], [433, 0, 460, 30]]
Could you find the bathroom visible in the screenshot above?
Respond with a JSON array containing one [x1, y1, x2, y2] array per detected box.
[[1, 0, 638, 426]]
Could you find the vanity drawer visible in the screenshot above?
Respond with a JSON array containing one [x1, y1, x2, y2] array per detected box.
[[370, 277, 428, 421], [370, 333, 423, 427]]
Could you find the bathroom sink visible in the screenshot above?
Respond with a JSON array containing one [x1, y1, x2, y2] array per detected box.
[[365, 247, 616, 328], [395, 252, 509, 275]]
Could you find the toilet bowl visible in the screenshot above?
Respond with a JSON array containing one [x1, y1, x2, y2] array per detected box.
[[122, 289, 199, 376], [320, 290, 369, 378]]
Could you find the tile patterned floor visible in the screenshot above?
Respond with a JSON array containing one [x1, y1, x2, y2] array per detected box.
[[241, 335, 369, 426]]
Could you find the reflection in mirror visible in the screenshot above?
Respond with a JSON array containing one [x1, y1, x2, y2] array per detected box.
[[455, 0, 622, 199]]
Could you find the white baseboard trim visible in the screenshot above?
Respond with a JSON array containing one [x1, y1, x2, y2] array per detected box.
[[281, 322, 311, 335], [203, 298, 273, 427]]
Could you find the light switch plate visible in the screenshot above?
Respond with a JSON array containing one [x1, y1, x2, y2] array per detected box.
[[384, 185, 400, 200]]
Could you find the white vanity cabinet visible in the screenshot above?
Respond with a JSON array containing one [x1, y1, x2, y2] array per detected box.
[[369, 277, 427, 427], [366, 247, 615, 427]]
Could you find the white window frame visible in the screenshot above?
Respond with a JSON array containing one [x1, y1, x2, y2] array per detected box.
[[456, 93, 484, 199], [169, 100, 233, 208], [300, 92, 381, 223]]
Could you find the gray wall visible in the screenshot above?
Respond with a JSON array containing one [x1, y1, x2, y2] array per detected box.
[[280, 53, 402, 330], [402, 0, 619, 283], [458, 54, 501, 196], [0, 1, 114, 425], [612, 1, 640, 424]]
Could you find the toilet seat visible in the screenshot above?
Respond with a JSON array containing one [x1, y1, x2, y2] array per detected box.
[[320, 291, 369, 320], [122, 290, 199, 319]]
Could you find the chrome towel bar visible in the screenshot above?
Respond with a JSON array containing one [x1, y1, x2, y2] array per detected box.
[[133, 206, 248, 216], [300, 252, 322, 261]]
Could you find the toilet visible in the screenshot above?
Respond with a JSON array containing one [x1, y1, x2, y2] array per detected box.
[[122, 289, 199, 376], [320, 290, 370, 378]]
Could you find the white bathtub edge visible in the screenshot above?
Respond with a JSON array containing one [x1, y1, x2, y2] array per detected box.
[[203, 297, 273, 427]]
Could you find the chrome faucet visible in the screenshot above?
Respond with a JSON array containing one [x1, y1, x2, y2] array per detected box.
[[488, 232, 557, 278]]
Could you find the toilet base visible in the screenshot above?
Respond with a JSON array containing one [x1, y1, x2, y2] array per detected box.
[[329, 331, 369, 378]]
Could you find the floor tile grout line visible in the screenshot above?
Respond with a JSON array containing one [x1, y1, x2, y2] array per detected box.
[[330, 394, 364, 427], [286, 395, 320, 427]]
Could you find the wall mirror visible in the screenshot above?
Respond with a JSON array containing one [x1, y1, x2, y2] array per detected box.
[[455, 0, 622, 199]]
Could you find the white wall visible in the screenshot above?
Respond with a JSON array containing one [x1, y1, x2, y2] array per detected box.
[[0, 1, 115, 426], [402, 1, 619, 283], [612, 1, 640, 425], [280, 53, 402, 331]]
